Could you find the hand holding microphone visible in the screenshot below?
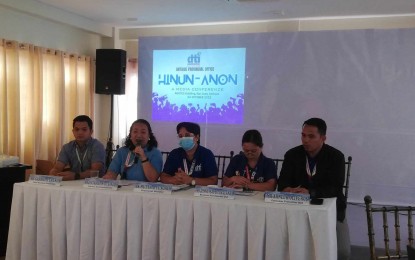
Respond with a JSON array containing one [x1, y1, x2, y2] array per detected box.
[[131, 139, 146, 163]]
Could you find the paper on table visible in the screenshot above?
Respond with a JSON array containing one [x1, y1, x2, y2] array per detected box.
[[118, 180, 139, 186], [172, 184, 190, 191], [234, 190, 257, 196]]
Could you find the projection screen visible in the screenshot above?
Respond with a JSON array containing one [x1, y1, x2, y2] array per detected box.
[[138, 29, 415, 205]]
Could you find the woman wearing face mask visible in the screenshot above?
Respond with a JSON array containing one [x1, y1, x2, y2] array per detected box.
[[223, 129, 277, 191], [102, 119, 163, 181], [160, 122, 218, 186]]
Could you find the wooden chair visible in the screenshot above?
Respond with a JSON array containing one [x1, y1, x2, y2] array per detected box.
[[364, 195, 414, 260], [161, 151, 170, 165], [344, 156, 353, 203], [35, 159, 54, 175], [215, 151, 234, 181], [271, 158, 284, 179], [36, 159, 71, 175]]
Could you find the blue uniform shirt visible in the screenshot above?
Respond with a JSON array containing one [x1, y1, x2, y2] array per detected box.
[[163, 145, 218, 178], [108, 146, 163, 181], [224, 153, 277, 183], [57, 138, 106, 175]]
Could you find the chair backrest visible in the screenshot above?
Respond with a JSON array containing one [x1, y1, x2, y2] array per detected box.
[[344, 156, 352, 203], [215, 151, 234, 180], [161, 151, 170, 164], [271, 158, 284, 180], [105, 144, 120, 168], [35, 159, 54, 175], [364, 195, 414, 260]]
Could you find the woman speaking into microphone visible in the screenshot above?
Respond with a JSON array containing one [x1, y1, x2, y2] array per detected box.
[[102, 119, 163, 181]]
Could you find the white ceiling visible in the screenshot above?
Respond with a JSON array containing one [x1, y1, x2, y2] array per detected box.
[[31, 0, 415, 28]]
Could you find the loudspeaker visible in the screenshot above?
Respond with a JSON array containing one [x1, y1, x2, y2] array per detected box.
[[95, 49, 126, 95]]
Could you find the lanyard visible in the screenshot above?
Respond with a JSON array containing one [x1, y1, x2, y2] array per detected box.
[[124, 151, 136, 168], [305, 156, 317, 178], [75, 147, 88, 171], [183, 158, 196, 176], [245, 165, 252, 181]]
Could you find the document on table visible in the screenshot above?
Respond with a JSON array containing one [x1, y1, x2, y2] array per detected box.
[[172, 184, 190, 191]]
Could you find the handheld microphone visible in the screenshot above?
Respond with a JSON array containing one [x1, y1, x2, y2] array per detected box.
[[128, 142, 135, 151], [128, 139, 142, 151], [136, 139, 143, 147], [133, 139, 142, 164]]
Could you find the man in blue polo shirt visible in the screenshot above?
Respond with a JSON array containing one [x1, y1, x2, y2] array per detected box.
[[160, 122, 218, 186], [49, 115, 106, 180]]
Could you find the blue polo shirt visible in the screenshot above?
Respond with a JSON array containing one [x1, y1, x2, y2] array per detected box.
[[108, 146, 163, 181], [57, 138, 106, 175], [224, 153, 277, 183], [163, 145, 218, 178]]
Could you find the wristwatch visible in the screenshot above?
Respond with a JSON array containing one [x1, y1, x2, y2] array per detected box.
[[191, 179, 196, 186]]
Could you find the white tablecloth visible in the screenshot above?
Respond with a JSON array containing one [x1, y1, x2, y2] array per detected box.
[[6, 181, 337, 260]]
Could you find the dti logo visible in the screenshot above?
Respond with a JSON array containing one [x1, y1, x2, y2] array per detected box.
[[187, 52, 201, 65]]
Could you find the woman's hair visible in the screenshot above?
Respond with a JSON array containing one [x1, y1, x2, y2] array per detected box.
[[124, 119, 158, 151], [242, 129, 263, 148]]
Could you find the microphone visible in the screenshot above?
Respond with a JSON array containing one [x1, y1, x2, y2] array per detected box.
[[128, 139, 142, 151], [133, 139, 142, 164], [309, 188, 317, 199]]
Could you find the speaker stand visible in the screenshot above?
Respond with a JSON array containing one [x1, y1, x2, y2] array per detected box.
[[105, 94, 115, 168]]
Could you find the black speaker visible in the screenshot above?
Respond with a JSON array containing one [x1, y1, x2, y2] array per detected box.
[[95, 49, 126, 95]]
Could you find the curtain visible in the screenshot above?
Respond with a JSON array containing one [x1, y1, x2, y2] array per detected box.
[[0, 39, 93, 173], [112, 59, 138, 147]]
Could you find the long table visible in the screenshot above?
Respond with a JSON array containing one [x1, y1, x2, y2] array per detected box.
[[6, 181, 337, 260]]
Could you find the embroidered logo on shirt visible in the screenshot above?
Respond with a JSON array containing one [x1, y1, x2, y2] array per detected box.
[[195, 164, 202, 172]]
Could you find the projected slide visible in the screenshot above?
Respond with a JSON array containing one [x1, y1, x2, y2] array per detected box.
[[152, 48, 246, 124]]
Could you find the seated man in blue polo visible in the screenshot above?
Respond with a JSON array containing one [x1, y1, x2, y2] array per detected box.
[[160, 122, 218, 186], [49, 115, 106, 180]]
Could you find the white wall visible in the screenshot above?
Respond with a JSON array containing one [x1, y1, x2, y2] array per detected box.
[[0, 6, 113, 145], [0, 6, 102, 56]]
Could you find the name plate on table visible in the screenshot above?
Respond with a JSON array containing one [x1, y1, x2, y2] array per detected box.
[[134, 182, 173, 194], [264, 191, 310, 205], [83, 178, 118, 190], [194, 186, 235, 200], [28, 174, 62, 186]]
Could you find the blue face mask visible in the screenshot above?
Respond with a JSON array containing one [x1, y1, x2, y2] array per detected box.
[[179, 137, 195, 151]]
